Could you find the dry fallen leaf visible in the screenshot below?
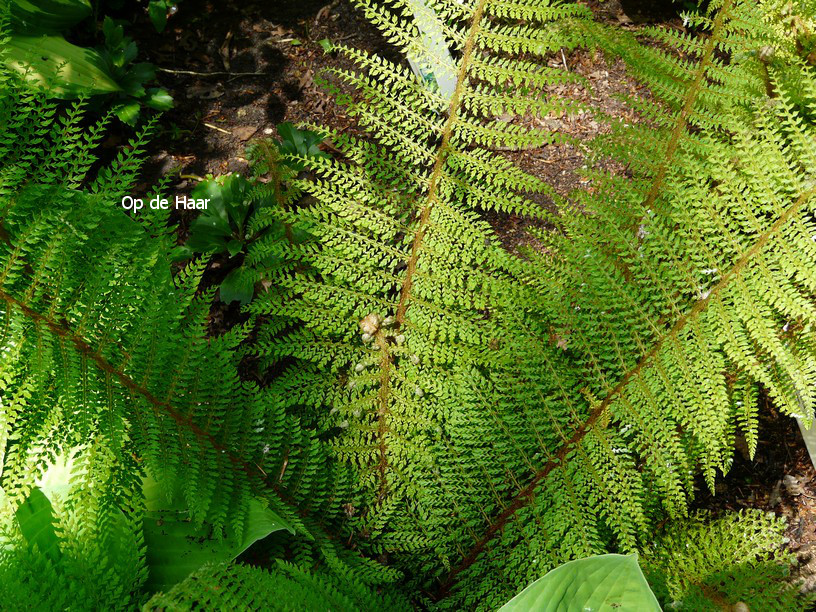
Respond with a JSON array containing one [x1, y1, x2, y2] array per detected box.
[[784, 474, 804, 495], [233, 126, 258, 141], [187, 83, 224, 99], [616, 11, 633, 25]]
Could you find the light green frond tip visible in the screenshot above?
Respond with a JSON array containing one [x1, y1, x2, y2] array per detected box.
[[499, 554, 661, 612]]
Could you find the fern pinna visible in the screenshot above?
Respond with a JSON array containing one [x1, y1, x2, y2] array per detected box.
[[1, 0, 816, 609], [247, 0, 593, 599]]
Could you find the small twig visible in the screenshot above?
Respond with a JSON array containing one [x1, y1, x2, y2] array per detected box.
[[204, 122, 232, 135], [220, 30, 233, 71], [560, 47, 569, 71], [156, 67, 265, 77], [487, 144, 546, 152]]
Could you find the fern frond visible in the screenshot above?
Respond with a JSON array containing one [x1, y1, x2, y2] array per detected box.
[[144, 560, 411, 611]]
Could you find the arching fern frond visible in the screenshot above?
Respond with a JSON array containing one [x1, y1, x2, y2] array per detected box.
[[144, 560, 411, 611], [245, 0, 816, 608], [0, 68, 398, 603], [432, 0, 816, 607]]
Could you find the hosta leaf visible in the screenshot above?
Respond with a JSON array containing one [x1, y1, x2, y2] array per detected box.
[[4, 35, 121, 96], [15, 488, 62, 564], [9, 0, 92, 34], [219, 266, 254, 305], [141, 474, 293, 593], [499, 554, 661, 612]]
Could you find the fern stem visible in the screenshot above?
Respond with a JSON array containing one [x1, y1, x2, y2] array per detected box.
[[371, 0, 489, 500], [0, 286, 317, 528], [394, 0, 488, 327], [375, 330, 392, 500], [640, 0, 735, 214], [432, 1, 816, 591], [0, 287, 239, 458]]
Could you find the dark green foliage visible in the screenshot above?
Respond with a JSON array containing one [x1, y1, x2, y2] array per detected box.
[[145, 561, 411, 611], [178, 130, 316, 304], [0, 61, 397, 606], [182, 174, 258, 256], [642, 510, 808, 610], [9, 0, 92, 33], [274, 122, 330, 171], [4, 0, 172, 124], [147, 0, 175, 33], [13, 488, 62, 564], [98, 16, 174, 124]]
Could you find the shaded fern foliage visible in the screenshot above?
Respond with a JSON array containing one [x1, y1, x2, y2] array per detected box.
[[642, 510, 803, 610], [145, 561, 410, 611], [0, 50, 402, 608]]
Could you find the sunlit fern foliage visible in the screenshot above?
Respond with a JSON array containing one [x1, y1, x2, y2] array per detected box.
[[2, 0, 816, 609], [246, 0, 816, 608]]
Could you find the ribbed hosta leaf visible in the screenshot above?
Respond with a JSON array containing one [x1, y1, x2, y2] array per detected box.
[[5, 35, 121, 95], [499, 554, 660, 612], [142, 474, 294, 592]]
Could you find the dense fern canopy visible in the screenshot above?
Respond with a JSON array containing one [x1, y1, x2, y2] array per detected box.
[[2, 0, 816, 609]]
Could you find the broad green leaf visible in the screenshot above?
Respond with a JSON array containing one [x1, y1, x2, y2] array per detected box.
[[145, 87, 174, 110], [276, 122, 328, 170], [219, 266, 254, 305], [277, 122, 304, 152], [102, 16, 124, 49], [186, 174, 252, 254], [5, 35, 122, 96], [187, 215, 232, 253], [119, 62, 154, 96], [192, 174, 252, 228], [170, 245, 194, 263], [141, 474, 293, 593], [148, 0, 168, 33], [15, 488, 62, 564], [226, 239, 243, 257], [114, 101, 141, 126], [9, 0, 92, 34], [500, 554, 661, 612]]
